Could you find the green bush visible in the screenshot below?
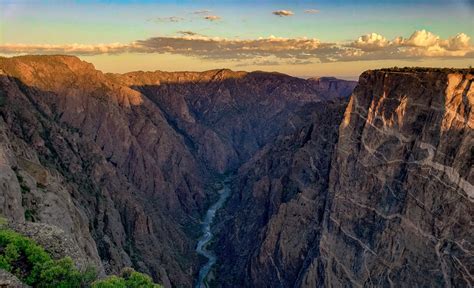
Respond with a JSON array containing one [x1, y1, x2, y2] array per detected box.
[[92, 267, 162, 288], [0, 229, 96, 287], [0, 229, 162, 287], [92, 275, 127, 288]]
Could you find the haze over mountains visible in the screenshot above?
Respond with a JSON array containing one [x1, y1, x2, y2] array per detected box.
[[0, 55, 472, 288]]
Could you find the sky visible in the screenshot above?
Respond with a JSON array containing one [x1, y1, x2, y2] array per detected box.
[[0, 0, 473, 79]]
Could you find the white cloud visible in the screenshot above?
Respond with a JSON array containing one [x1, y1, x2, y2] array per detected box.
[[272, 10, 294, 17], [304, 9, 320, 14], [403, 29, 440, 47], [0, 43, 131, 55], [444, 33, 471, 50], [350, 33, 390, 51], [346, 30, 473, 59]]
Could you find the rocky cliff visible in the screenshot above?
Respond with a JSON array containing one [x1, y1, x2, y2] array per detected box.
[[0, 55, 354, 287], [215, 68, 473, 287], [214, 100, 348, 287], [0, 55, 210, 287], [315, 69, 473, 287]]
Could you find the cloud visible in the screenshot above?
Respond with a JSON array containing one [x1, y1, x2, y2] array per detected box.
[[445, 33, 471, 50], [0, 30, 472, 65], [350, 33, 390, 51], [0, 43, 131, 56], [346, 30, 473, 59], [147, 16, 185, 23], [272, 10, 294, 17], [403, 29, 440, 47], [193, 9, 211, 15], [204, 15, 221, 21], [177, 31, 203, 37], [304, 9, 320, 14], [134, 35, 324, 61]]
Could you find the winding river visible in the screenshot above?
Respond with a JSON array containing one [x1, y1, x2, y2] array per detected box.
[[195, 180, 231, 288]]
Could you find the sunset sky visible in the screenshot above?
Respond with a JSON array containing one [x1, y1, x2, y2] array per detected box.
[[1, 0, 473, 79]]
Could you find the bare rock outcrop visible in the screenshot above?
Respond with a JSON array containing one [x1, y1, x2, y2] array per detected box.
[[312, 70, 473, 287], [0, 269, 29, 288], [215, 69, 473, 287]]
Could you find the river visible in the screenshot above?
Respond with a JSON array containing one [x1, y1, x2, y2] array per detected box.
[[195, 180, 231, 288]]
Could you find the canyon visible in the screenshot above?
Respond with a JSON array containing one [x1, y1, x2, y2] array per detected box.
[[0, 55, 472, 287]]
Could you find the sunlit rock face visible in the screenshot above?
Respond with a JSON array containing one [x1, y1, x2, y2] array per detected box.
[[315, 70, 473, 287], [216, 69, 473, 287]]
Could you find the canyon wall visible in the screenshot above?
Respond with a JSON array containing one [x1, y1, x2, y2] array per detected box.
[[315, 70, 473, 287], [216, 69, 473, 287]]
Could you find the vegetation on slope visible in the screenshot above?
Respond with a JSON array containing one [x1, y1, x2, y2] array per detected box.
[[0, 226, 162, 287], [92, 267, 162, 288]]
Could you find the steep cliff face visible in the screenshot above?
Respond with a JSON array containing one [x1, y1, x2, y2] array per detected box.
[[216, 69, 473, 287], [313, 70, 473, 287], [214, 100, 348, 287], [0, 55, 355, 287], [0, 55, 209, 287]]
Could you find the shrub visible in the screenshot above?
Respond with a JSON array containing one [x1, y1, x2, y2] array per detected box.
[[92, 275, 127, 288], [125, 270, 160, 288], [0, 229, 162, 287], [0, 229, 96, 287], [92, 267, 162, 288]]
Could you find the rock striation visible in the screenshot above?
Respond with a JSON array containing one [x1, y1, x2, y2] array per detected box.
[[214, 100, 348, 287], [315, 69, 473, 287], [215, 69, 473, 287]]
